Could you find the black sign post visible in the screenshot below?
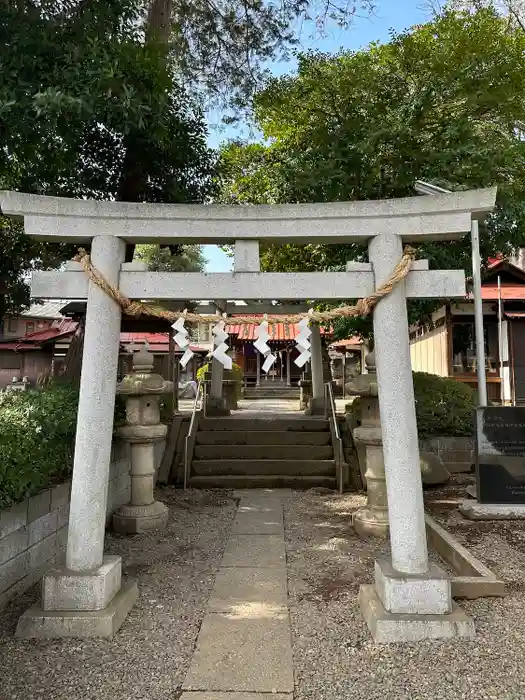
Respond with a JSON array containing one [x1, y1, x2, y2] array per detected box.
[[476, 406, 525, 504]]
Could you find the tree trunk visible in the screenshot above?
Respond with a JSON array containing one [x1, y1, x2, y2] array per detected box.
[[61, 317, 86, 385], [117, 0, 174, 263], [146, 0, 173, 42]]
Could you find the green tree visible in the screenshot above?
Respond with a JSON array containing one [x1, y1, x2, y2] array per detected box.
[[143, 0, 376, 114], [135, 244, 207, 271], [0, 0, 377, 316], [0, 0, 216, 317], [218, 7, 525, 337]]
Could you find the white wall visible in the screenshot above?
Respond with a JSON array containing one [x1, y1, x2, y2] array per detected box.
[[410, 324, 448, 377]]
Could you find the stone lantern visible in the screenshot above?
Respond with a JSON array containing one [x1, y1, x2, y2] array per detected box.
[[113, 347, 172, 534], [347, 351, 389, 538]]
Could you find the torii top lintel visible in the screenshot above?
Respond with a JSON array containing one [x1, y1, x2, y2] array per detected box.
[[0, 188, 497, 245]]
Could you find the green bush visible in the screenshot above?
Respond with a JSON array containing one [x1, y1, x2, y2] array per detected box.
[[348, 372, 475, 437], [196, 362, 243, 383], [0, 384, 79, 510], [412, 372, 476, 436], [197, 362, 244, 401], [0, 380, 180, 510]]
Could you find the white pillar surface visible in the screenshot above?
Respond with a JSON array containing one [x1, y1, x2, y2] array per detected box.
[[286, 350, 292, 386], [210, 357, 223, 399], [471, 220, 488, 406], [256, 350, 261, 387], [310, 325, 324, 400], [368, 233, 429, 575], [66, 235, 126, 572], [501, 320, 512, 404]]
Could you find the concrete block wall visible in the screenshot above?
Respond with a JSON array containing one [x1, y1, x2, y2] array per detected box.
[[0, 481, 71, 609], [0, 438, 165, 610]]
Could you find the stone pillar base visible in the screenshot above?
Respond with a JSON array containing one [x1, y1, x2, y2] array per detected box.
[[205, 396, 230, 416], [16, 579, 139, 639], [43, 555, 122, 611], [353, 508, 389, 539], [359, 585, 475, 643], [359, 556, 475, 642], [375, 558, 451, 614], [306, 396, 325, 416], [113, 500, 169, 534], [460, 499, 525, 520]]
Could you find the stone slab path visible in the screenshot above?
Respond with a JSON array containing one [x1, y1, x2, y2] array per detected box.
[[181, 490, 294, 700]]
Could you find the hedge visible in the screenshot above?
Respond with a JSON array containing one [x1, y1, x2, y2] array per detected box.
[[348, 372, 476, 437], [0, 380, 176, 510], [0, 384, 79, 510]]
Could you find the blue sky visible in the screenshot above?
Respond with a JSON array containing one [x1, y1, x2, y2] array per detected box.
[[203, 0, 431, 272]]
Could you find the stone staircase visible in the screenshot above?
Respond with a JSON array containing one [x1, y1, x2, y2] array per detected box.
[[189, 417, 337, 489], [243, 380, 300, 400]]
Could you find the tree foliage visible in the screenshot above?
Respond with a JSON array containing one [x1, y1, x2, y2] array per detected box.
[[0, 0, 216, 317], [0, 0, 376, 318], [350, 371, 476, 436], [0, 383, 79, 510], [218, 7, 525, 337], [135, 244, 207, 271], [1, 0, 214, 200], [152, 0, 376, 114]]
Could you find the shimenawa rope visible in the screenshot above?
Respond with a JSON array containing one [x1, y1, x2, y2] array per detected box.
[[73, 246, 416, 326]]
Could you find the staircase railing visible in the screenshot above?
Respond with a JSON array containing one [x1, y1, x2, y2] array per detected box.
[[184, 381, 206, 490], [324, 382, 344, 493]]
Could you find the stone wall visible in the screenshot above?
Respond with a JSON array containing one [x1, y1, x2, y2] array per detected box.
[[0, 438, 165, 610], [344, 416, 474, 487], [419, 436, 474, 473]]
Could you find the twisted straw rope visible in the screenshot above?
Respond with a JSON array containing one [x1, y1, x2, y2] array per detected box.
[[73, 246, 416, 326]]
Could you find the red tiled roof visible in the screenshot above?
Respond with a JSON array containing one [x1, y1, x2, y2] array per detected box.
[[0, 319, 78, 351], [20, 319, 78, 343], [119, 333, 203, 353], [120, 333, 171, 345], [227, 317, 330, 342], [0, 317, 331, 352], [0, 342, 42, 351], [228, 323, 298, 342], [330, 337, 362, 350], [477, 286, 525, 301]]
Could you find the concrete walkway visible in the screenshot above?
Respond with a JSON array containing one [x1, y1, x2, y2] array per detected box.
[[180, 490, 294, 700]]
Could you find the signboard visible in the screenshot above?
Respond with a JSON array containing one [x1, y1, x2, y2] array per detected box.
[[476, 406, 525, 504]]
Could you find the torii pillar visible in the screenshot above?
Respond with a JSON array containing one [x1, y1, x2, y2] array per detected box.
[[18, 237, 139, 638]]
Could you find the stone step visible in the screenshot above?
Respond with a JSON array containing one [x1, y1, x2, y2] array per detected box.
[[243, 393, 300, 400], [199, 418, 329, 432], [194, 444, 333, 460], [192, 459, 335, 477], [196, 430, 331, 446], [189, 474, 337, 489], [244, 387, 300, 394]]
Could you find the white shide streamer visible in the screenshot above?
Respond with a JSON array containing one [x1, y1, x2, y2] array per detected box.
[[294, 318, 312, 368], [172, 317, 194, 368]]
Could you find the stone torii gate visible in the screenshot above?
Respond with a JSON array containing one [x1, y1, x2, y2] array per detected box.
[[0, 188, 496, 641]]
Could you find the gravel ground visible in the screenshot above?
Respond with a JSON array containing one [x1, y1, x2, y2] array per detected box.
[[4, 479, 525, 700], [0, 488, 237, 700], [284, 481, 525, 700]]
